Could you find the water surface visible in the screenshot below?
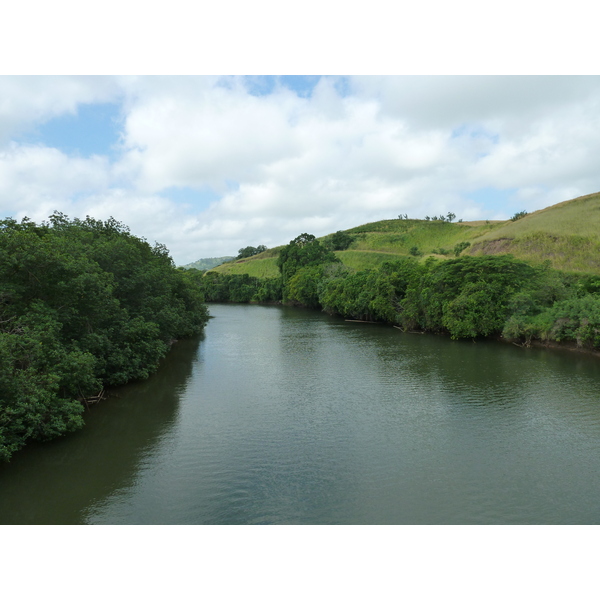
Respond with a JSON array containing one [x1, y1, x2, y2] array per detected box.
[[2, 303, 600, 524]]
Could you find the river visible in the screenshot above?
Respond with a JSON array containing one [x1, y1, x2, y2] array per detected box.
[[2, 303, 600, 524]]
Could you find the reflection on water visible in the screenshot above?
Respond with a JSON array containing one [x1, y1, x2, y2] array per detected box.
[[2, 304, 600, 524], [0, 336, 202, 524]]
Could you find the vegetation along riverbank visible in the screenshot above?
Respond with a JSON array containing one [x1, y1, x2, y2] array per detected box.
[[4, 192, 599, 461], [194, 192, 600, 355], [0, 214, 209, 461]]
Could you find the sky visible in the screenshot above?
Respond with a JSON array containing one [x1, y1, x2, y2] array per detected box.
[[2, 75, 600, 265]]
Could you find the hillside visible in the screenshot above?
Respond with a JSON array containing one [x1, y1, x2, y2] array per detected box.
[[209, 191, 600, 277], [181, 256, 235, 270], [468, 191, 600, 272]]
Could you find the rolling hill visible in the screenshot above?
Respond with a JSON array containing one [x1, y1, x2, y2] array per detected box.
[[209, 191, 600, 277]]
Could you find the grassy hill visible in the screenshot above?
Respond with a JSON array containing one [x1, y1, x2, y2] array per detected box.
[[468, 191, 600, 272], [209, 191, 600, 277], [181, 256, 235, 270]]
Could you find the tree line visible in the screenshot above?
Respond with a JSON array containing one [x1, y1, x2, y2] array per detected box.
[[0, 214, 209, 461], [199, 232, 600, 351]]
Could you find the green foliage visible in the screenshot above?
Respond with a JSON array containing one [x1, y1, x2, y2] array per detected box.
[[0, 304, 93, 460], [213, 192, 600, 280], [0, 214, 209, 461], [237, 245, 267, 259], [400, 255, 539, 338], [326, 230, 354, 251], [453, 241, 471, 256], [287, 265, 324, 308], [277, 233, 339, 301], [409, 246, 422, 256], [511, 210, 528, 221], [196, 273, 283, 304], [199, 221, 600, 352], [503, 293, 600, 349], [320, 258, 423, 323], [544, 296, 600, 347], [442, 281, 507, 338], [252, 277, 283, 303]]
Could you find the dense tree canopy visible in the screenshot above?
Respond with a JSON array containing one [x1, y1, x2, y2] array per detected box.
[[0, 214, 209, 461], [276, 233, 339, 301]]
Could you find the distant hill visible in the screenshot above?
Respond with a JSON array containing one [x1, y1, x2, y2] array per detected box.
[[181, 256, 235, 271], [210, 191, 600, 276]]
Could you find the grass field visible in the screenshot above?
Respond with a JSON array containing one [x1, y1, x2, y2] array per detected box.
[[347, 220, 501, 256], [469, 192, 600, 271], [335, 250, 407, 270], [206, 191, 600, 277], [477, 192, 600, 242], [212, 256, 280, 278]]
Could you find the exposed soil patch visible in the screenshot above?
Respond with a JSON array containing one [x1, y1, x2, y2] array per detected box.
[[470, 238, 514, 255]]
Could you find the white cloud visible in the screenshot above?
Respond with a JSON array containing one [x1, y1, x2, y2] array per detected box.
[[0, 76, 121, 143], [2, 75, 600, 264], [0, 143, 111, 221]]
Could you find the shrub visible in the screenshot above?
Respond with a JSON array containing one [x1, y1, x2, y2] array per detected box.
[[453, 241, 471, 256]]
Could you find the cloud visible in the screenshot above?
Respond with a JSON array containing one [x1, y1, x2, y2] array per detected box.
[[0, 76, 121, 143], [2, 75, 600, 264], [0, 143, 111, 221], [349, 76, 600, 130]]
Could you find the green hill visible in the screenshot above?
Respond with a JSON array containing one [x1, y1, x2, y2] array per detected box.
[[468, 191, 600, 272], [181, 256, 235, 270], [210, 191, 600, 277], [211, 247, 282, 277]]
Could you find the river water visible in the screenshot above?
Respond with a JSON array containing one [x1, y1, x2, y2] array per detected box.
[[2, 303, 600, 524]]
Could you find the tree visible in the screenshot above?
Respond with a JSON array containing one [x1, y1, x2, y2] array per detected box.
[[400, 254, 539, 337], [328, 230, 354, 251], [237, 245, 267, 259], [277, 234, 339, 301], [287, 265, 324, 308], [0, 214, 210, 460]]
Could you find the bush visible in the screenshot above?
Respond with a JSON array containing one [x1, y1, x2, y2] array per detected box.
[[511, 210, 528, 221], [327, 230, 354, 251], [453, 241, 471, 256], [542, 295, 600, 348]]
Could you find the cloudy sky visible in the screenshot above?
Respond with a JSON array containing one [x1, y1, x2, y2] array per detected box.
[[2, 75, 600, 264]]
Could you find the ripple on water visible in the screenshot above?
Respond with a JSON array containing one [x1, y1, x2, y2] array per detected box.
[[5, 304, 600, 525]]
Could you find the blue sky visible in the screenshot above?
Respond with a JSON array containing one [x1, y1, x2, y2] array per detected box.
[[467, 187, 518, 213], [244, 75, 323, 97], [1, 75, 600, 264], [19, 102, 123, 159]]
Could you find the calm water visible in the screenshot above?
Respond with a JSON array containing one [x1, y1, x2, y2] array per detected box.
[[2, 303, 600, 524]]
